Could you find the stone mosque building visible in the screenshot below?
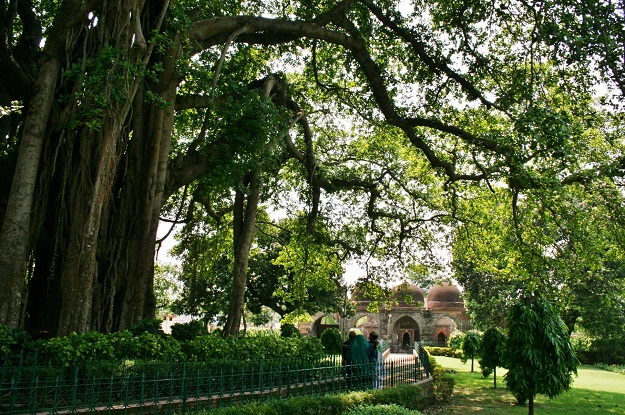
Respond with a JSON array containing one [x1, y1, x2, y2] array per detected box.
[[301, 282, 471, 352]]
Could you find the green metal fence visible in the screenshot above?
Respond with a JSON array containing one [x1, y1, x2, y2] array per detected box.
[[1, 352, 429, 414]]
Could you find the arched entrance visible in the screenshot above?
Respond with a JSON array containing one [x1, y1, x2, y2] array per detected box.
[[311, 314, 340, 337], [391, 316, 420, 352], [434, 316, 457, 347]]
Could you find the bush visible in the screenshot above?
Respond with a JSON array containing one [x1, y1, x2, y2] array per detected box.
[[201, 385, 426, 415], [182, 331, 324, 361], [367, 384, 427, 410], [9, 325, 327, 366], [448, 331, 465, 350], [39, 330, 185, 365], [424, 346, 462, 359], [280, 323, 302, 338], [129, 318, 164, 336], [320, 327, 343, 354], [349, 404, 423, 415], [428, 356, 455, 402], [0, 324, 37, 364], [171, 320, 208, 341], [595, 363, 625, 375]]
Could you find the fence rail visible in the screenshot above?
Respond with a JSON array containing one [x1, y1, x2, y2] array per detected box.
[[1, 350, 430, 415]]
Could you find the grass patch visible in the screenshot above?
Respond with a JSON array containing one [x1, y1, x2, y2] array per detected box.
[[424, 357, 625, 415]]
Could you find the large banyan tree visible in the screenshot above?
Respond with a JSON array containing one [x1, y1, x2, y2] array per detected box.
[[1, 0, 624, 337]]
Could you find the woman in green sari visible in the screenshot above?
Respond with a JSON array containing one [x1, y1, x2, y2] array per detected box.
[[345, 333, 371, 389]]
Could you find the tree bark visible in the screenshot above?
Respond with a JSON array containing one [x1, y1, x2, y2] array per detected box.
[[223, 172, 260, 336], [0, 1, 80, 327]]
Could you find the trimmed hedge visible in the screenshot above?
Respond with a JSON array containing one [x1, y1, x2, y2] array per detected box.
[[196, 384, 427, 415], [424, 346, 463, 359], [0, 323, 324, 366], [349, 404, 423, 415]]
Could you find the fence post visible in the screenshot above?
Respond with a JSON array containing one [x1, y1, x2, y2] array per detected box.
[[390, 361, 395, 388], [259, 359, 264, 393], [181, 362, 187, 414], [286, 363, 291, 398]]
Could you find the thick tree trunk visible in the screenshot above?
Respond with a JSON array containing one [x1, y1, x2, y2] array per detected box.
[[0, 53, 61, 328], [56, 121, 124, 336], [26, 0, 167, 336], [223, 173, 260, 336], [0, 0, 88, 330], [528, 394, 534, 415], [116, 83, 178, 330]]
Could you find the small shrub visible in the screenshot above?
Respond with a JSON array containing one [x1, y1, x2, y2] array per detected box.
[[448, 331, 465, 350], [320, 327, 343, 354], [171, 320, 208, 341], [199, 386, 425, 415], [129, 318, 164, 336], [368, 384, 427, 410], [349, 404, 423, 415], [428, 356, 455, 402], [0, 324, 37, 364], [595, 363, 625, 375], [182, 334, 234, 360], [424, 346, 462, 358], [280, 323, 302, 338], [479, 364, 493, 378]]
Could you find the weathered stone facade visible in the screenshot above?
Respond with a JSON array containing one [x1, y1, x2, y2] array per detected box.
[[302, 282, 471, 352]]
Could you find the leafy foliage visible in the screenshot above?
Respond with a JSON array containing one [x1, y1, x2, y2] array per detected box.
[[170, 320, 209, 341], [478, 327, 507, 387], [460, 330, 481, 372], [423, 346, 463, 359], [0, 328, 325, 366], [348, 404, 424, 415], [447, 331, 465, 351], [280, 323, 302, 338], [182, 330, 323, 360], [0, 324, 37, 364], [505, 293, 578, 412], [320, 327, 343, 354], [428, 356, 455, 402], [199, 384, 427, 415]]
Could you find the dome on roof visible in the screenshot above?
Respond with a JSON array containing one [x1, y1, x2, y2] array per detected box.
[[426, 282, 464, 309], [392, 282, 425, 306]]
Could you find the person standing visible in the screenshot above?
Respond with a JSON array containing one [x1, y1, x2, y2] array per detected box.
[[367, 331, 384, 389], [346, 333, 370, 389]]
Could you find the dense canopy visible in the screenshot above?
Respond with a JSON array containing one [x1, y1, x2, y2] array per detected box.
[[0, 0, 624, 337]]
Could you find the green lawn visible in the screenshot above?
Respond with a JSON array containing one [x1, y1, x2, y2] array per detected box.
[[423, 356, 625, 415]]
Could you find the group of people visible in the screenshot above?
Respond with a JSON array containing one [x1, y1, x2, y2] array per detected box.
[[341, 329, 385, 390]]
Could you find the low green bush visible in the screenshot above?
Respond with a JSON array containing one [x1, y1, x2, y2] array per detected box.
[[448, 331, 465, 350], [320, 327, 343, 354], [1, 323, 327, 366], [0, 324, 38, 364], [280, 323, 302, 338], [39, 330, 185, 366], [428, 356, 455, 402], [349, 404, 423, 415], [199, 385, 427, 415], [129, 318, 164, 336], [171, 320, 208, 341], [367, 384, 427, 410], [424, 346, 462, 359], [595, 363, 625, 375]]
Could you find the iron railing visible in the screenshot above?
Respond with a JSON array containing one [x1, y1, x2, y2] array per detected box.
[[1, 353, 430, 414]]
